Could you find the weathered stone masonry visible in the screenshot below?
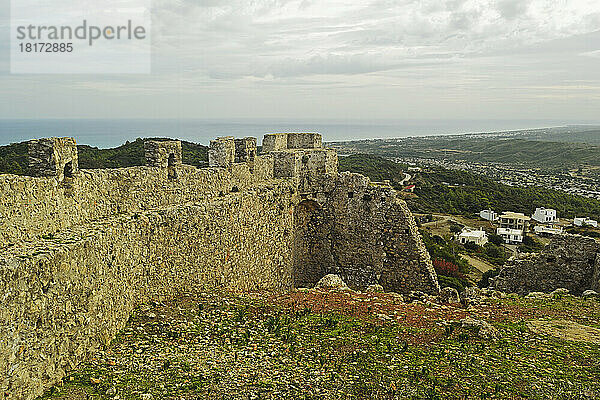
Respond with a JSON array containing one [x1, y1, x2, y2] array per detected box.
[[0, 134, 438, 399], [490, 235, 600, 296]]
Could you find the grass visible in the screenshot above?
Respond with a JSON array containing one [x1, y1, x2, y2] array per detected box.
[[38, 290, 600, 400]]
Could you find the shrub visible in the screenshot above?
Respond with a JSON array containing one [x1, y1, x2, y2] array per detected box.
[[438, 275, 468, 293], [432, 259, 462, 278], [450, 224, 463, 233], [478, 269, 500, 288], [463, 241, 478, 251], [488, 234, 504, 246]]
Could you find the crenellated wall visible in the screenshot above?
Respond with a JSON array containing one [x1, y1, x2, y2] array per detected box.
[[0, 160, 274, 247], [0, 134, 438, 399], [0, 187, 295, 400]]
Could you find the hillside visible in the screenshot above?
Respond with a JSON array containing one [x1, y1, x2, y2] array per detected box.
[[339, 154, 600, 221], [332, 138, 600, 169], [0, 141, 28, 175], [337, 154, 408, 184], [530, 129, 600, 145], [38, 288, 600, 400], [499, 127, 600, 145], [0, 138, 209, 174]]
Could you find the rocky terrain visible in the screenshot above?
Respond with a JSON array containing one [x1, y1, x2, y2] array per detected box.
[[37, 280, 600, 400]]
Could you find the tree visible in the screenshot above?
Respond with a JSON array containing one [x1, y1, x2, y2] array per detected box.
[[450, 224, 462, 234], [488, 234, 504, 246]]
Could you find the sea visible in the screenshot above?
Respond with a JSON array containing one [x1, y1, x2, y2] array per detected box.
[[0, 118, 593, 148]]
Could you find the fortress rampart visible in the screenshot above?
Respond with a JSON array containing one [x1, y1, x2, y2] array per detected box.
[[490, 235, 600, 295], [0, 133, 438, 399]]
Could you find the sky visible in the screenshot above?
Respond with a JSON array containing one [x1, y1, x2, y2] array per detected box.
[[1, 0, 600, 121]]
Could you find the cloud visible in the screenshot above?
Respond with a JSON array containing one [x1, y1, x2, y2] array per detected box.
[[145, 0, 600, 79], [1, 0, 600, 120]]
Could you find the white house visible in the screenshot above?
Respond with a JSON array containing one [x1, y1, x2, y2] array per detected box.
[[499, 212, 530, 231], [480, 209, 498, 221], [496, 228, 523, 244], [457, 228, 488, 246], [534, 225, 564, 236], [574, 217, 598, 228], [532, 207, 557, 224]]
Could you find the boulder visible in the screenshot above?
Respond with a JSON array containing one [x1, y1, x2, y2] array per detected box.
[[582, 290, 599, 299], [366, 284, 384, 293], [315, 274, 349, 290], [525, 291, 548, 299], [387, 292, 405, 302], [408, 290, 427, 302], [460, 317, 500, 340], [463, 286, 482, 299], [461, 287, 483, 306], [551, 288, 570, 298], [439, 287, 460, 304]]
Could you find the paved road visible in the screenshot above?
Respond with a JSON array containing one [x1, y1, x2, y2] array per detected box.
[[399, 173, 412, 186]]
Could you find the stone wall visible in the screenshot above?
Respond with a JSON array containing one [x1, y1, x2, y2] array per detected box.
[[490, 235, 600, 295], [0, 160, 275, 247], [0, 186, 295, 400], [0, 133, 439, 399], [293, 172, 439, 294], [28, 138, 78, 181]]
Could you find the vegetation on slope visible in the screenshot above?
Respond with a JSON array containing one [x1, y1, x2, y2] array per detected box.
[[0, 141, 28, 175], [0, 138, 209, 174], [406, 166, 600, 221], [339, 154, 600, 221], [332, 138, 600, 168], [336, 154, 408, 184], [78, 138, 209, 169], [39, 290, 600, 399], [515, 128, 600, 145]]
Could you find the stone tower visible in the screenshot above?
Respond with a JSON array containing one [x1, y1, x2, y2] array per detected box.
[[144, 140, 182, 168], [144, 140, 182, 179], [209, 136, 258, 169], [261, 132, 337, 193], [28, 137, 78, 180]]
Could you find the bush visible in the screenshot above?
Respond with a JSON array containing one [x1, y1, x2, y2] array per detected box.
[[478, 269, 500, 288], [420, 231, 471, 274], [488, 234, 504, 246], [438, 275, 469, 293], [432, 259, 462, 278], [450, 224, 463, 233], [463, 241, 478, 251], [518, 234, 544, 253], [432, 235, 445, 245]]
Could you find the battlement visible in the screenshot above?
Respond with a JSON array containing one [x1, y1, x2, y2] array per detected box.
[[260, 133, 337, 192], [262, 132, 322, 152], [209, 136, 258, 169], [28, 137, 78, 180], [144, 140, 182, 168], [0, 132, 438, 400]]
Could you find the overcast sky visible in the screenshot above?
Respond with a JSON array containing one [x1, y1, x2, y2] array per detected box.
[[1, 0, 599, 121]]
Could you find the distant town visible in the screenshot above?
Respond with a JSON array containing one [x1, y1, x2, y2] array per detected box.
[[397, 157, 600, 200]]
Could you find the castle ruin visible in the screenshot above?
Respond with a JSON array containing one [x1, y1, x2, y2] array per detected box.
[[0, 133, 438, 399]]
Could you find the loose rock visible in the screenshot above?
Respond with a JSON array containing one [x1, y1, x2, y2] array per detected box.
[[551, 288, 570, 298], [315, 274, 348, 290], [366, 284, 384, 293], [525, 291, 548, 299], [460, 317, 500, 340], [438, 287, 460, 304]]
